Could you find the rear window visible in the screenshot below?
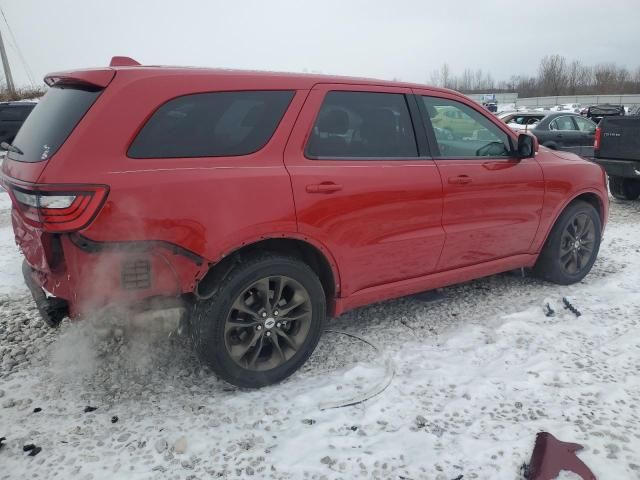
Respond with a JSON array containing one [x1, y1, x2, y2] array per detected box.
[[9, 85, 101, 162], [128, 90, 294, 158]]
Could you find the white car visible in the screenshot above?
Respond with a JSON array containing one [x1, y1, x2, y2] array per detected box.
[[557, 103, 581, 113], [499, 112, 547, 131]]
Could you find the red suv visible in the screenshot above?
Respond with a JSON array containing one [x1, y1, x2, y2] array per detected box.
[[1, 58, 608, 387]]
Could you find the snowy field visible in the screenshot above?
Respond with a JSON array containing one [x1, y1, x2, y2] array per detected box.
[[1, 190, 640, 480]]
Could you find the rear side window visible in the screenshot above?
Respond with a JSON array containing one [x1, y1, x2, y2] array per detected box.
[[128, 91, 294, 158], [9, 86, 101, 162], [550, 116, 578, 131], [306, 91, 418, 158]]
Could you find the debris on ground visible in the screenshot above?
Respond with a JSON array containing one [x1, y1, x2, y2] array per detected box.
[[83, 406, 98, 413], [174, 436, 188, 454], [22, 444, 35, 452], [32, 407, 41, 413], [543, 303, 555, 317], [526, 432, 596, 480], [562, 297, 582, 317], [28, 446, 41, 456], [0, 437, 6, 450], [318, 330, 395, 410], [111, 415, 118, 424]]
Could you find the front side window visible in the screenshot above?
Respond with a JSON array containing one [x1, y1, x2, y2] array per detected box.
[[421, 96, 511, 158], [550, 116, 578, 131], [574, 116, 596, 132], [129, 90, 294, 158], [305, 91, 418, 158]]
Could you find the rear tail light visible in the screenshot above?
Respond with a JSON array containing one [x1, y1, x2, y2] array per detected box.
[[1, 175, 108, 233], [594, 127, 601, 151]]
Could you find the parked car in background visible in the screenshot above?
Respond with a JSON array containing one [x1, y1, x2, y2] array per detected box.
[[529, 112, 598, 157], [558, 103, 581, 113], [483, 102, 498, 113], [498, 112, 546, 131], [0, 58, 609, 387], [628, 105, 640, 116], [583, 104, 625, 123], [0, 102, 36, 148], [593, 115, 640, 200]]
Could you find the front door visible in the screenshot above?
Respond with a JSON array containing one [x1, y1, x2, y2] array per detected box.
[[414, 91, 545, 271], [284, 85, 445, 296]]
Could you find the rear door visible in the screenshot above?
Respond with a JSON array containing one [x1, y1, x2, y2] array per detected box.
[[413, 90, 545, 271], [284, 84, 445, 296], [548, 115, 583, 154], [573, 116, 597, 157]]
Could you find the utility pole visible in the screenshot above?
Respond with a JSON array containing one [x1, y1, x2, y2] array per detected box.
[[0, 27, 15, 95]]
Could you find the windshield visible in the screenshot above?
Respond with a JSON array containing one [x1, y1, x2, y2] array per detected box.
[[9, 85, 102, 162]]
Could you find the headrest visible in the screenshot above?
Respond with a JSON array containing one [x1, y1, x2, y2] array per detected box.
[[317, 109, 349, 134], [425, 104, 438, 119], [241, 104, 266, 127]]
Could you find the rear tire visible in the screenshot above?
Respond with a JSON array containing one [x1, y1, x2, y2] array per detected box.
[[190, 253, 326, 388], [533, 200, 601, 285], [609, 175, 640, 200]]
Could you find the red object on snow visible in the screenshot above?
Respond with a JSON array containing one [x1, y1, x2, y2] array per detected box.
[[527, 432, 596, 480]]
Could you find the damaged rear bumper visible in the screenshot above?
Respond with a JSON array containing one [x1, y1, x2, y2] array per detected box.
[[21, 233, 207, 322], [22, 260, 69, 327]]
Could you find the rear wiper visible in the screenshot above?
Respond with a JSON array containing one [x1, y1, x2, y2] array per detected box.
[[0, 142, 24, 155]]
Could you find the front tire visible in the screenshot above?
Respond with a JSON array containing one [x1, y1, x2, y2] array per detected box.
[[533, 200, 601, 285], [191, 253, 326, 388], [609, 175, 640, 200]]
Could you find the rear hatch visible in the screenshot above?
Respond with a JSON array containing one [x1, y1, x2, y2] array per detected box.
[[0, 69, 114, 272], [596, 116, 640, 161], [1, 69, 114, 181]]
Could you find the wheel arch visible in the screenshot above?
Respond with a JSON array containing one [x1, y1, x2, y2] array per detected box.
[[195, 235, 340, 314], [535, 189, 606, 253]]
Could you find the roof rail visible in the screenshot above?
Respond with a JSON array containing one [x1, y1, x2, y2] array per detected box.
[[109, 56, 141, 67]]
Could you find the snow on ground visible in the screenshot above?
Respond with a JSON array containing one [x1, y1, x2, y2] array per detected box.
[[1, 191, 640, 480], [0, 193, 26, 297]]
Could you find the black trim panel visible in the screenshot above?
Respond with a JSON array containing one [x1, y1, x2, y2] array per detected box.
[[70, 234, 204, 266]]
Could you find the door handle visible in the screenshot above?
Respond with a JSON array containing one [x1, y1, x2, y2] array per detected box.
[[448, 175, 472, 185], [556, 133, 563, 138], [306, 183, 343, 193]]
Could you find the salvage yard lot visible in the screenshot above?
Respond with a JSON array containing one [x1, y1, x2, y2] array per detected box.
[[1, 191, 639, 480]]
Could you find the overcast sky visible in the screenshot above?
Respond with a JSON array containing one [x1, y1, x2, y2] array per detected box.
[[1, 0, 639, 87]]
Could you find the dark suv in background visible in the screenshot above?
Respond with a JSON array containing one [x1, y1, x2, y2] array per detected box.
[[0, 101, 36, 147]]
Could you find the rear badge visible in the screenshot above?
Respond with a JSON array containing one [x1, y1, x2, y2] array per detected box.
[[41, 145, 50, 160]]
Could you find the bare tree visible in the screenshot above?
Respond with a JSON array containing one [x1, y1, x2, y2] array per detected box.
[[440, 63, 453, 89], [539, 55, 567, 96], [422, 56, 640, 97], [459, 68, 474, 91], [566, 60, 582, 95], [593, 63, 618, 94]]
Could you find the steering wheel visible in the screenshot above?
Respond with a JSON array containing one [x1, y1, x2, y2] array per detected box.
[[476, 141, 507, 157]]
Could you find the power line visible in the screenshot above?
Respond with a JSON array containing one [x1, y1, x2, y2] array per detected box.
[[0, 6, 36, 86]]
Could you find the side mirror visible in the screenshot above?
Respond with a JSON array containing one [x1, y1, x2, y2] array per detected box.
[[516, 133, 536, 158]]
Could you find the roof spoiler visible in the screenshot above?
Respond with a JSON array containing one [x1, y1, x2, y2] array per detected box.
[[44, 68, 116, 88], [43, 57, 140, 88]]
